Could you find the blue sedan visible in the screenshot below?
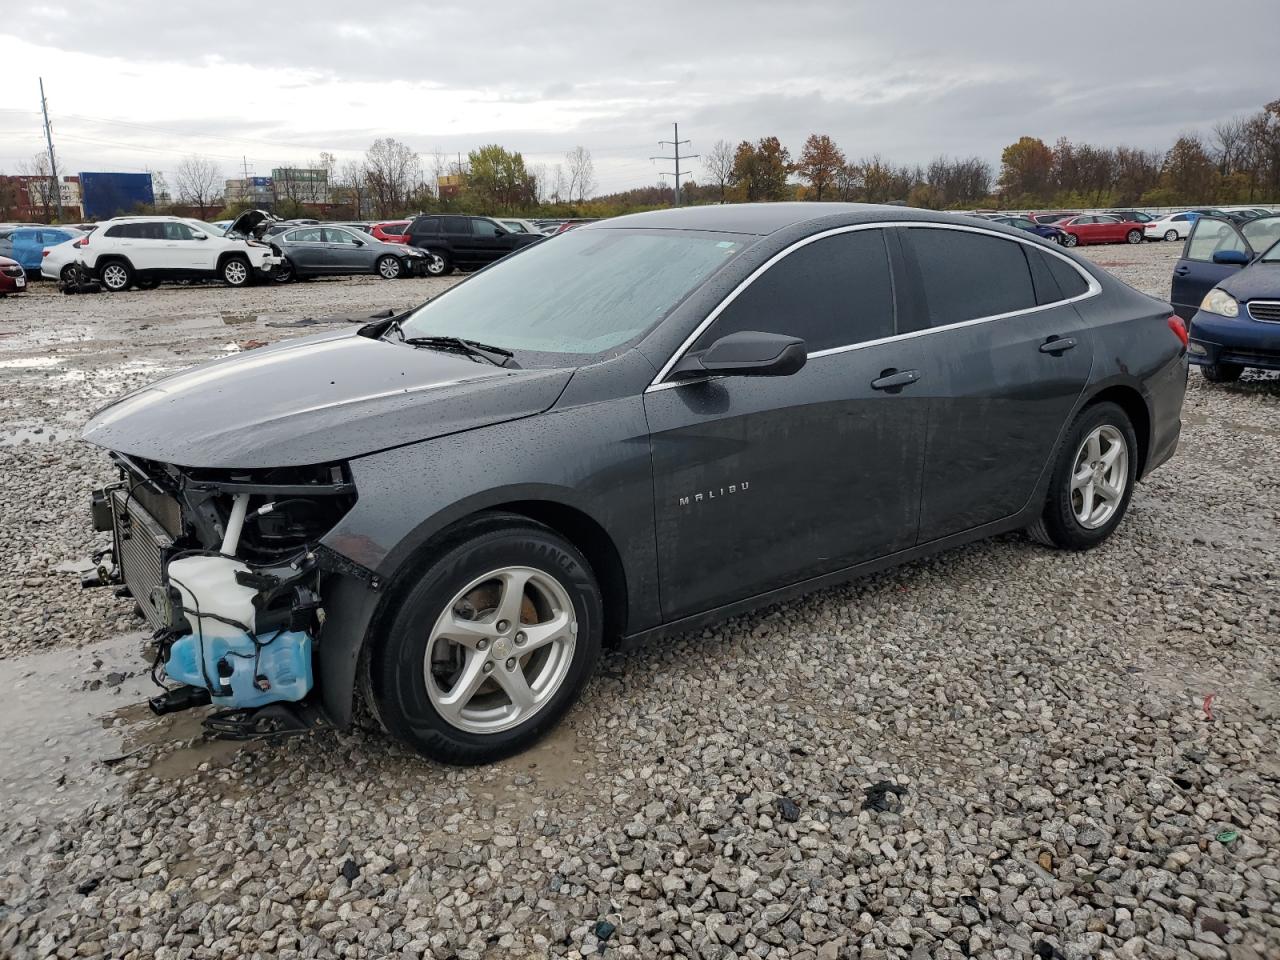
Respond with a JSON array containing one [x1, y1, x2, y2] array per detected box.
[[988, 215, 1068, 245], [7, 226, 83, 274], [1172, 215, 1280, 381]]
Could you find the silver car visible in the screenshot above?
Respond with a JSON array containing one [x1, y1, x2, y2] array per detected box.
[[270, 224, 427, 282]]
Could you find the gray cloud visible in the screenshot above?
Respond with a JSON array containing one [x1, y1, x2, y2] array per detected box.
[[7, 0, 1278, 191]]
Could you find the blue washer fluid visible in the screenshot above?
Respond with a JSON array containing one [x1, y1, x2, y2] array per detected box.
[[165, 629, 313, 708]]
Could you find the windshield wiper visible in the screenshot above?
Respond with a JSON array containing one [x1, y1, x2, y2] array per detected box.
[[399, 334, 518, 368]]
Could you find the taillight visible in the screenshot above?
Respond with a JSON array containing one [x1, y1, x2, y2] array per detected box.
[[1168, 315, 1189, 347], [42, 250, 50, 258], [75, 237, 86, 247]]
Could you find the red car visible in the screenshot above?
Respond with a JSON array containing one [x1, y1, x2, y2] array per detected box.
[[370, 220, 411, 244], [1029, 212, 1074, 225], [0, 256, 26, 295], [1057, 214, 1145, 247]]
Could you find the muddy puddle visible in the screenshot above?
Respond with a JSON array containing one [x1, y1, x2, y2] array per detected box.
[[0, 633, 248, 831]]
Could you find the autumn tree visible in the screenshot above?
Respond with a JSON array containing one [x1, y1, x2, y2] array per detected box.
[[730, 137, 791, 202], [365, 137, 421, 217], [703, 139, 735, 203], [1159, 135, 1220, 203], [467, 144, 536, 211], [796, 134, 846, 201], [998, 136, 1054, 202]]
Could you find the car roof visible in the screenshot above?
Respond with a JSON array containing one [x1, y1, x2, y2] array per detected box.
[[592, 202, 989, 236]]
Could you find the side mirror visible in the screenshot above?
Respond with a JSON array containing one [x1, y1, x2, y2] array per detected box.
[[1212, 249, 1248, 266], [669, 330, 807, 381], [192, 233, 207, 240]]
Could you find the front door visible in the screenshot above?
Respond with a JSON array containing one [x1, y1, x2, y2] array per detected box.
[[468, 218, 511, 264], [644, 228, 929, 621], [322, 227, 370, 272], [899, 226, 1095, 542], [1172, 215, 1280, 320]]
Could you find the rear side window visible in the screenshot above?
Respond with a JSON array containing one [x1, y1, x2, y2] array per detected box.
[[1044, 253, 1090, 299], [695, 229, 895, 354], [442, 217, 469, 234], [908, 228, 1037, 326], [104, 225, 125, 238]]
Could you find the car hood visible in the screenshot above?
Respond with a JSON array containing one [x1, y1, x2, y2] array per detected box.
[[1218, 261, 1280, 302], [227, 209, 278, 240], [82, 330, 574, 468]]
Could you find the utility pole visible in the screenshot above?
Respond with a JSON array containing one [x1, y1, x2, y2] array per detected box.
[[38, 77, 63, 220], [650, 123, 698, 206]]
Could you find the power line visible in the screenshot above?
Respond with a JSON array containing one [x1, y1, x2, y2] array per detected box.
[[650, 122, 698, 207]]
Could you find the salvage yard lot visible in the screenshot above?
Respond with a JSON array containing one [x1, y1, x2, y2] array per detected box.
[[0, 242, 1277, 959]]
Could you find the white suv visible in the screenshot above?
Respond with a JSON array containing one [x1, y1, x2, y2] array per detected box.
[[78, 211, 282, 291]]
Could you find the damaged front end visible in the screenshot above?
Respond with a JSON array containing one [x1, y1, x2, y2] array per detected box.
[[90, 453, 359, 734]]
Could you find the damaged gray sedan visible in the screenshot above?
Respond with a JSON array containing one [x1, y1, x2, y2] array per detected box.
[[83, 203, 1186, 763]]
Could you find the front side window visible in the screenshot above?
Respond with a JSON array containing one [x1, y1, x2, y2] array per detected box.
[[1186, 219, 1246, 262], [908, 228, 1037, 327], [694, 230, 895, 353], [323, 227, 359, 245], [472, 219, 504, 238], [398, 228, 748, 358], [163, 222, 193, 241]]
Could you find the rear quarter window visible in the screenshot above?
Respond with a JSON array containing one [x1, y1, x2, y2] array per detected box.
[[1044, 254, 1090, 299]]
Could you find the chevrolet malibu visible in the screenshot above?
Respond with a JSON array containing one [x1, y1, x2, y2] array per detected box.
[[83, 204, 1188, 764]]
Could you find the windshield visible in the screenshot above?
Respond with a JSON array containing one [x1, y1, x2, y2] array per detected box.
[[397, 228, 749, 357], [186, 220, 225, 236]]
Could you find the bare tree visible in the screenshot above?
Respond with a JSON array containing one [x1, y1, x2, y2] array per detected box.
[[703, 139, 736, 203], [365, 138, 421, 217], [547, 163, 568, 204], [175, 155, 223, 218], [337, 160, 369, 218], [1212, 116, 1250, 177], [17, 153, 53, 220], [565, 146, 596, 203]]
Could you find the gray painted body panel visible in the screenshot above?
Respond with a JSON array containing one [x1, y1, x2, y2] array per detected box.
[[80, 204, 1187, 727]]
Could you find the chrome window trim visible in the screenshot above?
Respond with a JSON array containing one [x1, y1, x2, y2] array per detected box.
[[646, 220, 1102, 393], [1246, 300, 1280, 323]]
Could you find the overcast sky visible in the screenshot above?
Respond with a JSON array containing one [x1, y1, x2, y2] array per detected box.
[[2, 1, 1276, 196]]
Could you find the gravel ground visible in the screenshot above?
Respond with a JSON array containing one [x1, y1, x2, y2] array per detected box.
[[0, 242, 1277, 960]]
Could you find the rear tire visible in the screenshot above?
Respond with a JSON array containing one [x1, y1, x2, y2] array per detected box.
[[221, 256, 251, 287], [1062, 233, 1079, 248], [1201, 361, 1244, 383], [1164, 229, 1179, 242], [1126, 229, 1142, 244], [1027, 402, 1137, 551], [99, 260, 132, 292], [370, 516, 602, 764]]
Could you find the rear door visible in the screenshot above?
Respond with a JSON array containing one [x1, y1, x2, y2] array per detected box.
[[128, 222, 167, 270], [283, 227, 326, 272], [900, 226, 1095, 542], [441, 217, 473, 262], [644, 227, 929, 620]]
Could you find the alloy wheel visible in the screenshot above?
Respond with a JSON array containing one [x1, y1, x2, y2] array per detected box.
[[1127, 230, 1142, 244], [1164, 229, 1178, 242], [1063, 234, 1078, 247], [224, 259, 249, 285], [1069, 424, 1128, 529], [425, 254, 446, 276], [424, 566, 578, 734], [378, 256, 401, 279], [102, 263, 129, 290]]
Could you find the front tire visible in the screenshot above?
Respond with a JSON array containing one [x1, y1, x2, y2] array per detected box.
[[273, 258, 295, 283], [1126, 229, 1142, 244], [376, 255, 402, 280], [221, 256, 251, 287], [1164, 229, 1179, 242], [423, 249, 453, 276], [1201, 361, 1244, 383], [1027, 402, 1137, 551], [370, 516, 602, 764]]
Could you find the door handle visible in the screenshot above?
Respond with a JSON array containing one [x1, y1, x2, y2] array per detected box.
[[1040, 336, 1078, 354], [1174, 266, 1190, 276], [870, 368, 920, 391]]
